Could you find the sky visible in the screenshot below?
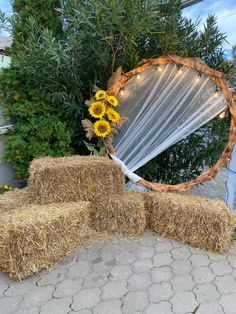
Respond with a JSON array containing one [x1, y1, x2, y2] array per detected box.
[[0, 0, 235, 56], [184, 0, 236, 57]]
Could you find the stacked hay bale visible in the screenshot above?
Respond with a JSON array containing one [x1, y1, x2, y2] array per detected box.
[[145, 191, 236, 253], [0, 188, 31, 212], [28, 156, 146, 236], [28, 156, 125, 204], [0, 202, 100, 281]]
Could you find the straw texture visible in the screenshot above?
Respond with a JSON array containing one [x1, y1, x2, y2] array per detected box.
[[90, 192, 146, 236], [28, 156, 125, 204], [146, 192, 236, 253], [0, 201, 100, 281], [0, 188, 31, 212]]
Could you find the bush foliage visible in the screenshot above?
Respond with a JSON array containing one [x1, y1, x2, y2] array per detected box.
[[0, 0, 232, 182]]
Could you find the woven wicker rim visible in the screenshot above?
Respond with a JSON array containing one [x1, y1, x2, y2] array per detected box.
[[107, 55, 236, 192]]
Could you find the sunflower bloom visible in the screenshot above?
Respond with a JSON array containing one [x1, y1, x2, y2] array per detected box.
[[95, 90, 107, 100], [106, 108, 120, 123], [107, 95, 118, 106], [89, 101, 106, 119], [94, 120, 111, 138]]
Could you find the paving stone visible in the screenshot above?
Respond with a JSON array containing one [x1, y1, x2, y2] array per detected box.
[[194, 283, 220, 303], [93, 299, 122, 314], [137, 247, 155, 259], [139, 237, 156, 247], [132, 258, 153, 273], [109, 265, 132, 280], [171, 274, 195, 292], [220, 293, 236, 314], [53, 278, 83, 298], [71, 288, 101, 311], [171, 291, 199, 314], [67, 261, 92, 279], [4, 280, 36, 297], [83, 270, 109, 288], [171, 240, 184, 248], [210, 260, 232, 276], [146, 301, 172, 314], [40, 296, 72, 314], [148, 282, 173, 303], [128, 272, 152, 291], [227, 255, 236, 268], [37, 266, 66, 286], [208, 252, 227, 261], [116, 251, 136, 264], [75, 310, 92, 314], [214, 275, 236, 294], [14, 307, 40, 314], [153, 253, 173, 267], [122, 290, 148, 314], [102, 280, 127, 299], [151, 266, 173, 283], [155, 242, 173, 253], [171, 259, 192, 276], [19, 285, 55, 308], [190, 254, 211, 267], [196, 303, 224, 314], [0, 282, 9, 297], [0, 295, 23, 314], [191, 267, 215, 284], [171, 247, 191, 260]]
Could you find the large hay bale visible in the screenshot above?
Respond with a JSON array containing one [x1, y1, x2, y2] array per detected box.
[[90, 192, 146, 236], [147, 192, 236, 253], [0, 201, 100, 281], [0, 188, 31, 212], [28, 156, 125, 204]]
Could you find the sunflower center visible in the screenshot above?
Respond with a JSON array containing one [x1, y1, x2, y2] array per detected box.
[[94, 107, 102, 114], [98, 125, 107, 133]]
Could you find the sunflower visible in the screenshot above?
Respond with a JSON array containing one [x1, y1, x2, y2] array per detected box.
[[107, 95, 118, 106], [94, 120, 111, 138], [95, 90, 107, 100], [106, 108, 120, 123], [89, 101, 106, 119]]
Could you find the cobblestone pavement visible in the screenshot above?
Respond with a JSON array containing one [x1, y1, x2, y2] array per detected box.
[[0, 168, 236, 314]]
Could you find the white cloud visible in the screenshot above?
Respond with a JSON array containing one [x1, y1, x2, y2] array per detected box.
[[184, 0, 236, 50]]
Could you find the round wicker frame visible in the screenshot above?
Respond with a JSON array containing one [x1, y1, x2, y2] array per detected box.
[[107, 55, 236, 192]]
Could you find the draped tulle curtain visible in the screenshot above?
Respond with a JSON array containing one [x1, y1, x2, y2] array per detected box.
[[113, 64, 228, 172]]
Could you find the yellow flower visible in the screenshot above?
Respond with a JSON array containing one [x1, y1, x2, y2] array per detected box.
[[106, 108, 120, 123], [95, 90, 107, 100], [94, 120, 111, 138], [4, 185, 8, 190], [107, 95, 118, 106], [89, 101, 106, 119], [9, 186, 12, 190]]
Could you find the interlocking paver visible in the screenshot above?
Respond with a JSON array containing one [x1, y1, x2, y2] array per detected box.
[[93, 299, 122, 314], [71, 288, 101, 311], [170, 291, 199, 314], [196, 303, 224, 314], [1, 168, 236, 314], [148, 282, 173, 303], [171, 274, 195, 292], [191, 266, 215, 284], [194, 283, 220, 303], [151, 266, 173, 283], [40, 296, 72, 314], [122, 290, 149, 313], [145, 301, 173, 314], [214, 275, 236, 294], [102, 280, 127, 299]]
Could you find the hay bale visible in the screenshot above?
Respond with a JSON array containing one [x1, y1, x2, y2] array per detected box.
[[147, 192, 236, 253], [0, 188, 31, 212], [90, 192, 146, 236], [0, 201, 101, 281], [28, 156, 125, 204]]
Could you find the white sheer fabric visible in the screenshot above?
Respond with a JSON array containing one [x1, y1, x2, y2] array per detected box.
[[113, 64, 227, 172]]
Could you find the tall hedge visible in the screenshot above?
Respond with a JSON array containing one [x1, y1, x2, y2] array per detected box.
[[0, 0, 231, 182]]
